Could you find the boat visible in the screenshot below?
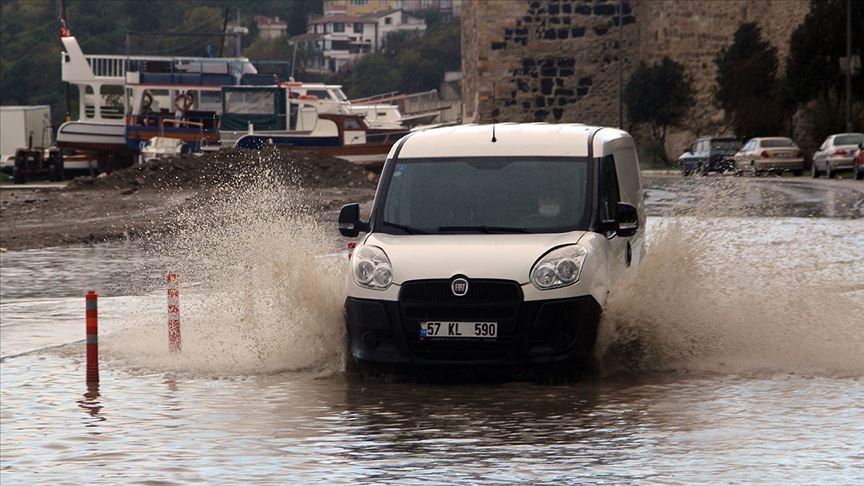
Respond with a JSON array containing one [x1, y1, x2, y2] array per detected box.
[[229, 87, 409, 169], [56, 25, 411, 170], [138, 136, 188, 165], [56, 26, 260, 170]]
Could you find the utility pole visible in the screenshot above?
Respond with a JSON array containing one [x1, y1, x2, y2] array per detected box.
[[618, 0, 624, 129], [846, 0, 852, 132]]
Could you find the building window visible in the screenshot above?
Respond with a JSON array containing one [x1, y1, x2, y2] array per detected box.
[[384, 17, 392, 25], [353, 23, 364, 34], [333, 22, 345, 33], [332, 40, 350, 51], [352, 0, 368, 5]]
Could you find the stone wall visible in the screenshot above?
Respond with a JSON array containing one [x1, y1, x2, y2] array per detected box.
[[461, 0, 810, 158]]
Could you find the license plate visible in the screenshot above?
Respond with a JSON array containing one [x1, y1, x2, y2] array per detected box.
[[420, 321, 497, 339]]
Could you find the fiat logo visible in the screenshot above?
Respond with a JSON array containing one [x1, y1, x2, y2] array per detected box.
[[451, 277, 469, 297]]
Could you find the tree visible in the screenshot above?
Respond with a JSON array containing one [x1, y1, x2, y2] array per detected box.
[[623, 57, 695, 164], [787, 0, 864, 105], [342, 21, 461, 98], [786, 0, 864, 140], [715, 22, 787, 138]]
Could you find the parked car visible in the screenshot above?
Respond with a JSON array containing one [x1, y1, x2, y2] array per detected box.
[[732, 137, 804, 176], [854, 142, 864, 180], [812, 133, 864, 178], [677, 136, 741, 176]]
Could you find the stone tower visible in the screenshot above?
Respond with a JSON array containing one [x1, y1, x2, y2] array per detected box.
[[461, 0, 810, 156]]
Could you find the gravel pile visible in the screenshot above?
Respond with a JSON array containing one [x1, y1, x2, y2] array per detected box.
[[66, 147, 379, 191]]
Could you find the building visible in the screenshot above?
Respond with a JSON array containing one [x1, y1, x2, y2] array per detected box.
[[460, 0, 810, 157], [375, 9, 426, 49], [324, 0, 462, 19], [253, 15, 287, 40], [302, 9, 426, 73], [305, 14, 378, 73]]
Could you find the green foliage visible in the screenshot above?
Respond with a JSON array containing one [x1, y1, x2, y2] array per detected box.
[[623, 56, 695, 164], [341, 21, 461, 98], [0, 0, 323, 129], [786, 0, 864, 106], [715, 22, 788, 138]]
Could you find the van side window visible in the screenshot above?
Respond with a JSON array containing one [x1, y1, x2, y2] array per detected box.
[[600, 154, 620, 222]]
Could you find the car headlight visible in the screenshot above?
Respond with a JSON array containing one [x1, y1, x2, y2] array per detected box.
[[530, 245, 587, 290], [352, 245, 393, 290]]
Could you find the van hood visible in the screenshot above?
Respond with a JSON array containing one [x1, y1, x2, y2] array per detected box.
[[362, 232, 589, 284]]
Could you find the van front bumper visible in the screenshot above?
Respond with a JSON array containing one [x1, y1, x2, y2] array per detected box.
[[344, 288, 602, 368]]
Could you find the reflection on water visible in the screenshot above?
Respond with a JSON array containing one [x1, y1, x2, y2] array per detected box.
[[76, 382, 104, 425], [1, 353, 861, 484]]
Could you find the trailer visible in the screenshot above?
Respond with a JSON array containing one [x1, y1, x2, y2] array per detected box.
[[0, 106, 64, 183], [1, 105, 53, 158]]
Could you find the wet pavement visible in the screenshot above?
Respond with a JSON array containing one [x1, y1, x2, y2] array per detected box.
[[1, 174, 862, 484]]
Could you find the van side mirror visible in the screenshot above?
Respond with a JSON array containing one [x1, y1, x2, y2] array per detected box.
[[597, 202, 639, 237], [338, 203, 370, 237], [615, 202, 639, 237]]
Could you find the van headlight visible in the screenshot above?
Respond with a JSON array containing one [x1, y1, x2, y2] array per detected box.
[[530, 245, 587, 290], [352, 245, 393, 290]]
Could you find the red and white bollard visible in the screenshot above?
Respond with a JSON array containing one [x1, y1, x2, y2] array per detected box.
[[85, 290, 99, 383], [167, 272, 181, 353]]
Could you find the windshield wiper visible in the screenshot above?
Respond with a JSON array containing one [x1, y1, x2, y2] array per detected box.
[[382, 221, 428, 234], [437, 225, 531, 234]]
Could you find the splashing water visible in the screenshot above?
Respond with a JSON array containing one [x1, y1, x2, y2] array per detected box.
[[599, 215, 864, 376], [102, 162, 863, 378], [103, 154, 349, 375]]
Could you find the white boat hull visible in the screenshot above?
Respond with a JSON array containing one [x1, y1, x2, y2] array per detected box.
[[56, 121, 128, 152]]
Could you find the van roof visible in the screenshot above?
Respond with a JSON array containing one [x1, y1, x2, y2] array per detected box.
[[396, 123, 630, 158]]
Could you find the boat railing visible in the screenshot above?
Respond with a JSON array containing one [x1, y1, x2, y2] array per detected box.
[[160, 119, 204, 131], [85, 55, 127, 79], [80, 52, 257, 81], [350, 91, 402, 104]]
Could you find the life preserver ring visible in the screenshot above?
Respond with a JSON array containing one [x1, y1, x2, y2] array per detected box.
[[142, 92, 153, 110], [175, 92, 194, 112]]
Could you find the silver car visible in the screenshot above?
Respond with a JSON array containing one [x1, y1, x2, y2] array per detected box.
[[812, 133, 864, 178], [733, 137, 804, 176]]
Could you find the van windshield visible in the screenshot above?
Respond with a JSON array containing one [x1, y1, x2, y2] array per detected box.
[[376, 157, 592, 234]]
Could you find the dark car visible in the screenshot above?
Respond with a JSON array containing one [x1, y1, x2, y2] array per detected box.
[[677, 136, 741, 176]]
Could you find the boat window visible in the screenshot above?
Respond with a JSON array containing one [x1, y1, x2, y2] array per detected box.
[[197, 91, 221, 112], [378, 157, 592, 234], [224, 90, 276, 114], [344, 117, 363, 130], [333, 88, 349, 102], [306, 90, 330, 100]]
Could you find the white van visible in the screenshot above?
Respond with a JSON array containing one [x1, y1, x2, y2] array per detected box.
[[338, 123, 645, 373]]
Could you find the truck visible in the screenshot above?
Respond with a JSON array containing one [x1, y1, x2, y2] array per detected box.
[[337, 123, 646, 377], [0, 105, 63, 183]]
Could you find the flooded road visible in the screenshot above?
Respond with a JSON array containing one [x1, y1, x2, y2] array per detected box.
[[2, 174, 863, 484]]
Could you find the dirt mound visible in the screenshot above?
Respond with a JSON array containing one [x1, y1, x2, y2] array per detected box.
[[66, 147, 379, 192]]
